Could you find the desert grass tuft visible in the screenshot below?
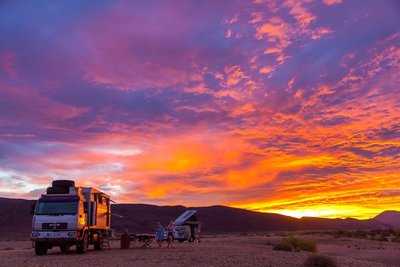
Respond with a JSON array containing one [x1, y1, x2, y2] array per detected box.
[[284, 236, 317, 252]]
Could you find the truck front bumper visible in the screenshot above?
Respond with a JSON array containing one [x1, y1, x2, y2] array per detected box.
[[31, 231, 77, 242]]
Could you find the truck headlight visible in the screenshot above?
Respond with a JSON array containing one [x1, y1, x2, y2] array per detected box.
[[31, 232, 40, 238], [67, 232, 76, 237]]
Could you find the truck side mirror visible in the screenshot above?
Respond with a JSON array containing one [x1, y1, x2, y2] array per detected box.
[[30, 202, 36, 215]]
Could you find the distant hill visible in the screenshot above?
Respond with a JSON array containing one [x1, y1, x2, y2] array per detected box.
[[373, 210, 400, 228], [0, 197, 394, 240], [0, 197, 36, 240], [111, 204, 299, 233], [111, 204, 390, 233]]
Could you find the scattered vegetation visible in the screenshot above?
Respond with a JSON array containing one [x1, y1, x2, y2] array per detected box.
[[377, 236, 388, 242], [392, 235, 400, 243], [273, 242, 293, 251], [303, 254, 338, 267], [284, 236, 317, 252], [326, 229, 400, 242], [272, 236, 317, 252]]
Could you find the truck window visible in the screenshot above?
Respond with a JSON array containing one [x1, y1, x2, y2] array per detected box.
[[35, 201, 79, 215]]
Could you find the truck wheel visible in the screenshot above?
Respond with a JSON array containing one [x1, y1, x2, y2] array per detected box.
[[76, 233, 88, 254], [35, 243, 48, 255], [94, 239, 103, 250], [60, 245, 70, 253], [94, 234, 103, 250], [52, 180, 75, 188]]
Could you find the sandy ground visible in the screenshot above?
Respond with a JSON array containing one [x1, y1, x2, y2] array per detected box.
[[0, 234, 399, 267]]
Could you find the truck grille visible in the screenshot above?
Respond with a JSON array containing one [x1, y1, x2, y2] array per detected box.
[[42, 223, 68, 229]]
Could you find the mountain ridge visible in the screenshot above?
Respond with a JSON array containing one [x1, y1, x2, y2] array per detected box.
[[0, 197, 398, 240], [373, 210, 400, 228]]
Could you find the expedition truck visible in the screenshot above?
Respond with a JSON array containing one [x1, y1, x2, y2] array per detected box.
[[31, 180, 111, 255]]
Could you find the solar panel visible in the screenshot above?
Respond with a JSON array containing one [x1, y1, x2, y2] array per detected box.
[[174, 210, 197, 225]]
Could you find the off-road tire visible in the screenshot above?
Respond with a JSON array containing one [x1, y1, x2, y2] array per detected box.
[[46, 186, 69, 194], [35, 243, 48, 255], [94, 235, 103, 250], [60, 245, 70, 253], [76, 233, 88, 254], [52, 180, 75, 188]]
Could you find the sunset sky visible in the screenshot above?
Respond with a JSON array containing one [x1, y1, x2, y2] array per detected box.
[[0, 0, 399, 219]]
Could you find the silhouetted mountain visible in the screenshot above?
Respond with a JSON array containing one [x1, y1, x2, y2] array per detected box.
[[111, 204, 389, 233], [0, 197, 392, 240], [0, 197, 36, 240], [373, 210, 400, 228], [111, 204, 299, 233]]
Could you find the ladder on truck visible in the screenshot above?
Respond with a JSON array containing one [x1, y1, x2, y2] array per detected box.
[[100, 231, 110, 248]]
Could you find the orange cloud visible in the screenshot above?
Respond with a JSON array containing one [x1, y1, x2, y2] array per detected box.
[[288, 3, 316, 27], [223, 65, 248, 86]]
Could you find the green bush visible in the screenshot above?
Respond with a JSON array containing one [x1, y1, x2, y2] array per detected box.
[[303, 254, 338, 267], [273, 242, 293, 251], [284, 236, 317, 252]]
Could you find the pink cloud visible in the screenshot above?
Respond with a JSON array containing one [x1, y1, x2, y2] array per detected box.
[[225, 29, 233, 38], [78, 2, 213, 91], [310, 27, 333, 40], [323, 0, 343, 6], [0, 52, 17, 78], [0, 82, 88, 124]]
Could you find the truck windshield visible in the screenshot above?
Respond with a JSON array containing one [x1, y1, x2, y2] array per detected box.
[[36, 201, 78, 215]]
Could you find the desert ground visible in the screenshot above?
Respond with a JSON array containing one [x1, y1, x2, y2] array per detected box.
[[0, 233, 399, 267]]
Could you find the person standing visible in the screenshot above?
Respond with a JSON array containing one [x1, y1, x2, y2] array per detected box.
[[120, 229, 130, 249], [155, 222, 165, 248], [167, 220, 174, 248]]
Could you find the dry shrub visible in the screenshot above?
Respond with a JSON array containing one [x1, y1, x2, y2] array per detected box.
[[392, 235, 400, 243], [273, 242, 293, 251], [303, 254, 338, 267], [284, 236, 317, 252], [377, 236, 388, 242]]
